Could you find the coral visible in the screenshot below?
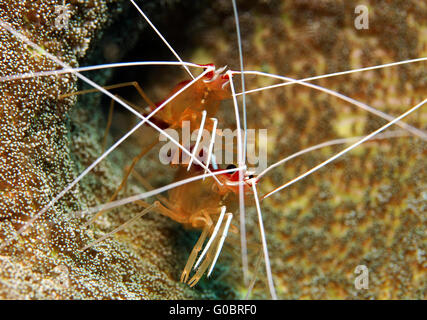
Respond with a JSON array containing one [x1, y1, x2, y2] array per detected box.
[[184, 0, 426, 299], [0, 0, 212, 299]]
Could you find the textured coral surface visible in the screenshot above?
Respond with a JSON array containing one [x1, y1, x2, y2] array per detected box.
[[0, 0, 205, 300], [0, 0, 426, 300], [187, 0, 426, 299]]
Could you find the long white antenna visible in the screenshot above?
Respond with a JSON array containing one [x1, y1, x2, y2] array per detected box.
[[231, 0, 247, 161], [3, 56, 425, 86], [251, 181, 277, 300], [71, 166, 245, 219], [263, 98, 427, 199], [238, 57, 427, 96], [0, 61, 204, 83], [257, 130, 411, 181], [130, 0, 195, 79], [227, 71, 249, 284], [237, 70, 427, 141], [4, 56, 425, 86]]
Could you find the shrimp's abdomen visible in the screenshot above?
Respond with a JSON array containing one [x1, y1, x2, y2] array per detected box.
[[168, 167, 222, 228]]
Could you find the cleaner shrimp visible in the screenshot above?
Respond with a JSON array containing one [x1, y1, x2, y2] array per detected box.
[[1, 0, 426, 300], [61, 62, 232, 228]]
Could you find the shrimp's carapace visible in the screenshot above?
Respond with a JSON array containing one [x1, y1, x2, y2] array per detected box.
[[151, 65, 231, 130]]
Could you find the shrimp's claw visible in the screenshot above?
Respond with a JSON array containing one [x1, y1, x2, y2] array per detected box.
[[187, 273, 204, 287], [180, 269, 190, 284], [180, 225, 210, 284], [187, 258, 211, 287], [186, 237, 217, 287], [184, 211, 233, 287]]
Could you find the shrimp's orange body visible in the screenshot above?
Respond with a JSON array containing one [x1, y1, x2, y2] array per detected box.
[[152, 65, 231, 130], [152, 162, 256, 286], [167, 167, 224, 229], [86, 65, 239, 287]]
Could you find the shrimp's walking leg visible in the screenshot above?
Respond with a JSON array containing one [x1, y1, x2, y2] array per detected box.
[[60, 81, 156, 108], [180, 224, 211, 283], [130, 169, 175, 210], [151, 201, 188, 224], [84, 138, 159, 227], [61, 81, 156, 149], [244, 249, 263, 299], [102, 96, 116, 153], [60, 81, 157, 153], [99, 93, 153, 155], [81, 201, 158, 251], [79, 82, 163, 227]]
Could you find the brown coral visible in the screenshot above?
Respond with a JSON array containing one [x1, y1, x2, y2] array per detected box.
[[185, 0, 426, 299], [0, 0, 211, 299]]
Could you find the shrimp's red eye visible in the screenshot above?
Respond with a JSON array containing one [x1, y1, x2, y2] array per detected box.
[[205, 70, 215, 79], [199, 63, 215, 80], [199, 63, 214, 68], [226, 164, 237, 170]]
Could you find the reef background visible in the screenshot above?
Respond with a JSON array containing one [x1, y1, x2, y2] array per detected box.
[[0, 0, 426, 299]]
